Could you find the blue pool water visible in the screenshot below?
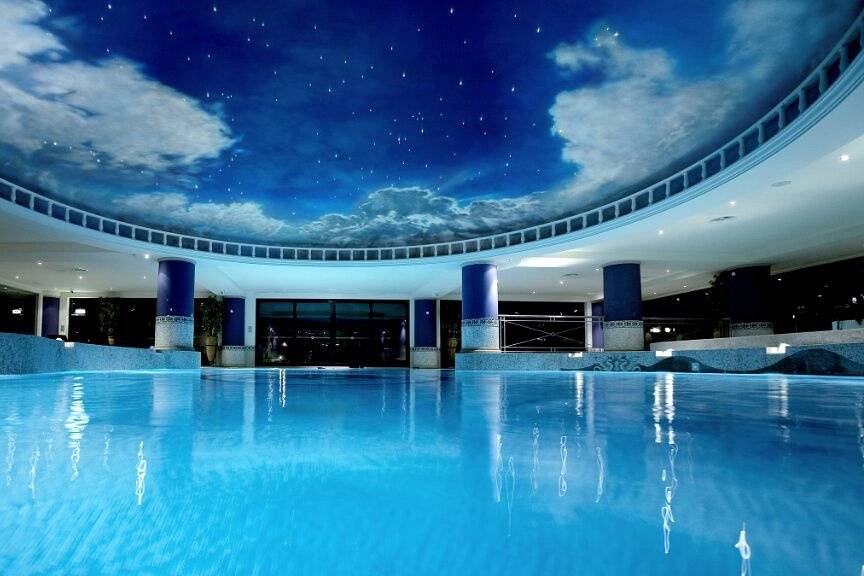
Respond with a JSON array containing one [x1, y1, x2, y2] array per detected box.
[[1, 369, 863, 575]]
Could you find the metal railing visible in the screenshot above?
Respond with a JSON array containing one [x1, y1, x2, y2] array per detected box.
[[499, 314, 732, 352], [500, 314, 602, 352], [0, 9, 862, 262]]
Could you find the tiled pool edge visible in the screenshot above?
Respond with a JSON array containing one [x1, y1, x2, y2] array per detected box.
[[456, 343, 864, 376], [0, 332, 200, 375]]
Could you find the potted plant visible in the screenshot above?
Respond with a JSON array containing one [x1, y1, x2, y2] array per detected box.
[[97, 297, 119, 345], [200, 296, 223, 364]]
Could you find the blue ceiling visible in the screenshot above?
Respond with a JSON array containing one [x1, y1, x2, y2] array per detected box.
[[0, 0, 858, 246]]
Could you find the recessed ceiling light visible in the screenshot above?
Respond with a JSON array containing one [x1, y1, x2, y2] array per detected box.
[[840, 154, 850, 162], [142, 275, 147, 280], [771, 180, 792, 188], [36, 261, 43, 266], [594, 267, 600, 271], [728, 200, 737, 206], [78, 275, 83, 280], [658, 229, 664, 235], [683, 284, 688, 288], [666, 269, 670, 273], [14, 275, 20, 280], [143, 253, 151, 260]]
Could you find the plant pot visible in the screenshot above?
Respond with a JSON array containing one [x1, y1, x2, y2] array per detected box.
[[205, 336, 218, 364]]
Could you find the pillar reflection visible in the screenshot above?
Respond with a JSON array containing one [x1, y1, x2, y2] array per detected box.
[[652, 373, 676, 445], [64, 376, 89, 481], [768, 378, 791, 443], [135, 441, 147, 505]]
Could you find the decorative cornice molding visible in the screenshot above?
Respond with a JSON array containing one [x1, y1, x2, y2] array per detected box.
[[462, 318, 500, 327], [731, 321, 774, 330], [605, 320, 644, 329], [156, 315, 193, 324]]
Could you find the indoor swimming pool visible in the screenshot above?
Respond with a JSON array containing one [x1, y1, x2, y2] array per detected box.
[[0, 368, 862, 575]]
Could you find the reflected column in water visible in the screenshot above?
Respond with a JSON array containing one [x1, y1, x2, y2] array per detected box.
[[135, 441, 147, 506], [531, 425, 540, 495], [5, 431, 15, 486], [734, 523, 752, 576], [660, 445, 678, 554], [595, 447, 605, 503], [652, 374, 676, 445], [28, 446, 39, 500], [64, 377, 89, 482], [558, 435, 568, 497]]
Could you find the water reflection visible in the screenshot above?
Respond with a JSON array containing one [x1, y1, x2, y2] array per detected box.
[[28, 446, 39, 500], [103, 426, 113, 471], [5, 431, 15, 486], [135, 441, 147, 506], [855, 393, 863, 472], [653, 373, 676, 445], [595, 446, 605, 503], [769, 378, 791, 443], [734, 523, 752, 576], [530, 425, 540, 495], [4, 369, 864, 574], [558, 435, 568, 497], [660, 445, 679, 554], [64, 377, 89, 482], [493, 433, 503, 503], [505, 456, 516, 535], [279, 369, 287, 409]]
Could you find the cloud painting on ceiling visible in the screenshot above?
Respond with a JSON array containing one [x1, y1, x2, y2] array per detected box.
[[0, 0, 858, 247]]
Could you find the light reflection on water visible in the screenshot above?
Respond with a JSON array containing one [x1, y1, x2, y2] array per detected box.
[[0, 369, 862, 575]]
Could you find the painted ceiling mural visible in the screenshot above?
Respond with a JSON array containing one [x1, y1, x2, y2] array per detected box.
[[0, 0, 859, 247]]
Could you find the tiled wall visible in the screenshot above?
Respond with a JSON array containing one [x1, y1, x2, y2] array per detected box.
[[456, 343, 864, 376], [0, 332, 200, 375]]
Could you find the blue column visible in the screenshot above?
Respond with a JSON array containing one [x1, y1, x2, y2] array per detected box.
[[412, 299, 439, 368], [221, 297, 252, 366], [602, 262, 644, 350], [728, 265, 774, 336], [41, 296, 60, 337], [222, 297, 245, 346], [155, 259, 195, 350], [461, 263, 499, 352]]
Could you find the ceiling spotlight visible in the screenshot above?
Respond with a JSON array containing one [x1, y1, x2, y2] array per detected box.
[[36, 261, 43, 266], [143, 253, 151, 260], [840, 154, 850, 162], [728, 200, 737, 206], [14, 275, 20, 280], [658, 229, 664, 235], [142, 275, 148, 280], [78, 275, 83, 280]]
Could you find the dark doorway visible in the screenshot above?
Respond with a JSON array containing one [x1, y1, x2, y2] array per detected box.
[[257, 299, 409, 367], [0, 285, 37, 335]]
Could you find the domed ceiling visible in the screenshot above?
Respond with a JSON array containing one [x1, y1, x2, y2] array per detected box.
[[0, 0, 858, 247]]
